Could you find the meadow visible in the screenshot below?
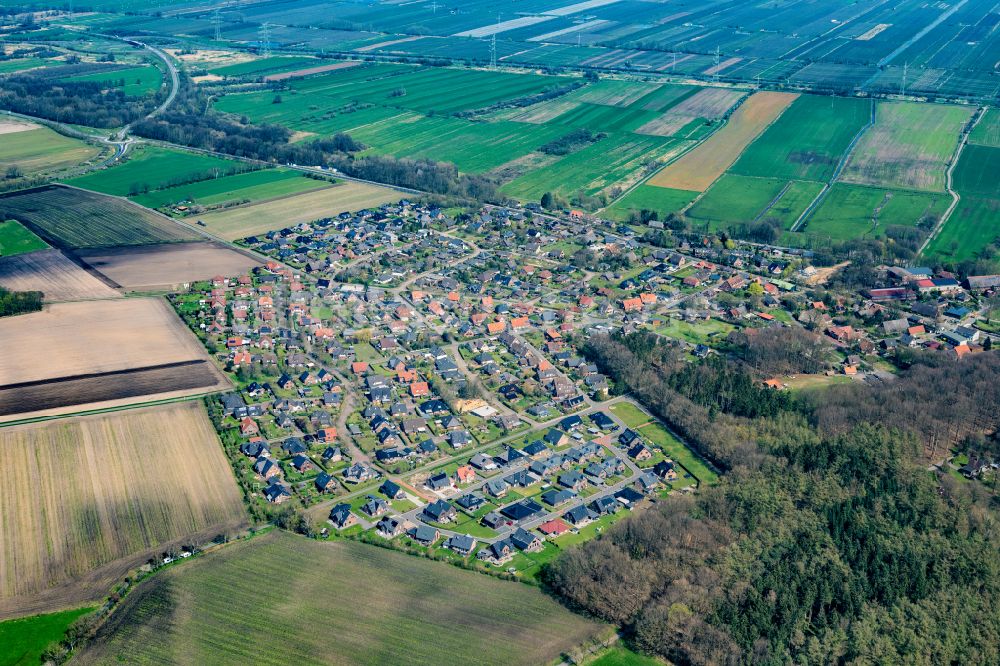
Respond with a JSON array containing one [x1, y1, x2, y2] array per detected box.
[[968, 108, 1000, 148], [0, 607, 93, 666], [76, 531, 606, 666], [0, 403, 246, 619], [63, 146, 240, 197], [647, 92, 798, 192], [759, 180, 825, 229], [0, 121, 100, 176], [686, 174, 790, 230], [951, 144, 1000, 199], [62, 63, 163, 96], [602, 184, 697, 221], [130, 169, 330, 210], [839, 101, 972, 192], [0, 186, 198, 249], [729, 95, 871, 182], [194, 181, 400, 240], [503, 133, 687, 200], [802, 184, 949, 241], [923, 196, 1000, 262], [0, 219, 47, 256]]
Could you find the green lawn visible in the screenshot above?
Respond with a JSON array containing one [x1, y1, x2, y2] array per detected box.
[[0, 607, 93, 666], [638, 421, 719, 485], [0, 219, 48, 256], [74, 531, 604, 666], [655, 317, 736, 345], [587, 645, 665, 666], [610, 402, 651, 429]]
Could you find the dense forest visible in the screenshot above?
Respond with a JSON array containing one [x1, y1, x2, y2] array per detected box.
[[0, 70, 159, 127], [544, 332, 1000, 664], [0, 286, 42, 317]]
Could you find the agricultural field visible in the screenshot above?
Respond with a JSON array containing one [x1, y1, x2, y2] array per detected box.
[[0, 402, 247, 618], [0, 298, 228, 421], [0, 219, 47, 257], [502, 133, 688, 201], [603, 184, 697, 221], [839, 101, 972, 192], [0, 249, 120, 301], [130, 169, 331, 210], [0, 186, 198, 250], [0, 120, 100, 177], [75, 531, 606, 666], [647, 92, 798, 192], [800, 183, 949, 242], [968, 108, 1000, 148], [923, 196, 1000, 263], [687, 175, 792, 230], [194, 181, 401, 240], [63, 146, 241, 197], [203, 55, 318, 78], [634, 88, 745, 139], [76, 242, 262, 291], [951, 144, 1000, 199], [729, 95, 871, 182]]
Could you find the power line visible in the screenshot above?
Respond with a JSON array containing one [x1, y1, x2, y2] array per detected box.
[[212, 9, 222, 41], [259, 22, 272, 57]]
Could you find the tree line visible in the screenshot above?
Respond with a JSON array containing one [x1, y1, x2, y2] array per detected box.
[[543, 332, 1000, 664], [0, 286, 42, 317]]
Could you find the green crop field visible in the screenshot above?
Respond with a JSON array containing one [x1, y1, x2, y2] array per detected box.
[[503, 134, 686, 200], [760, 180, 825, 229], [131, 169, 331, 209], [968, 108, 1000, 148], [686, 174, 789, 229], [839, 101, 971, 192], [603, 184, 698, 221], [923, 196, 1000, 263], [349, 112, 565, 173], [730, 95, 871, 182], [63, 147, 240, 197], [802, 183, 948, 241], [0, 186, 198, 249], [952, 144, 1000, 198], [62, 64, 163, 97], [0, 607, 93, 666], [0, 125, 100, 176], [0, 219, 48, 256], [75, 531, 605, 666], [544, 102, 662, 133]]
